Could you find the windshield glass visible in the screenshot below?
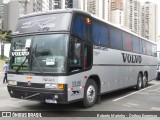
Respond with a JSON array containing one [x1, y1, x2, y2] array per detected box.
[[32, 34, 68, 73], [10, 34, 69, 73], [10, 36, 32, 71]]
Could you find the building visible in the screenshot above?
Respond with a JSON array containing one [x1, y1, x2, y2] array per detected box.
[[141, 2, 157, 42], [26, 0, 49, 14], [0, 0, 3, 18], [3, 0, 20, 32], [124, 0, 141, 35], [0, 18, 2, 29], [87, 0, 109, 21], [110, 0, 124, 25]]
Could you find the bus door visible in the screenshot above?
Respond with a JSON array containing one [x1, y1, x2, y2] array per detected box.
[[68, 37, 92, 72]]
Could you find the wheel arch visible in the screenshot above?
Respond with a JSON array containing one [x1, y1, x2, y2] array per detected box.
[[139, 71, 143, 77], [88, 75, 101, 94]]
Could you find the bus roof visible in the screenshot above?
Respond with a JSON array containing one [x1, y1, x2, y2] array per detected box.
[[19, 9, 90, 19], [19, 9, 156, 45]]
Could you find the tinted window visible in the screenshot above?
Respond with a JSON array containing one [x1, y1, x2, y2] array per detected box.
[[140, 39, 143, 53], [110, 27, 122, 49], [152, 44, 157, 57], [146, 42, 152, 55], [92, 21, 109, 46], [142, 40, 147, 54], [86, 20, 92, 42], [122, 32, 132, 51], [72, 16, 85, 39], [132, 36, 140, 53]]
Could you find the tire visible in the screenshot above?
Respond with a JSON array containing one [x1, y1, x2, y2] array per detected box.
[[142, 73, 148, 88], [136, 73, 142, 90], [81, 80, 98, 108]]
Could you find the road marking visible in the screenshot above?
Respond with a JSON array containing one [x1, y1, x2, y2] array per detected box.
[[127, 102, 139, 106], [113, 83, 160, 102]]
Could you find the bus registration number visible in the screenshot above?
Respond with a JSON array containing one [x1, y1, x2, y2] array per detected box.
[[45, 99, 57, 103]]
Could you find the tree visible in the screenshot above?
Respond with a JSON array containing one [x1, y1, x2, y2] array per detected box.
[[0, 29, 12, 59]]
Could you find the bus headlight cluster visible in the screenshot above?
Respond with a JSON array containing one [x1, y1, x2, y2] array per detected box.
[[8, 80, 17, 86], [45, 83, 58, 89], [45, 83, 64, 90]]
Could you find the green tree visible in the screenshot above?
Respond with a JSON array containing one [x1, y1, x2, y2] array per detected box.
[[0, 29, 12, 59]]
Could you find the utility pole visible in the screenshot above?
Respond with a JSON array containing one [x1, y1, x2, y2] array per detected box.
[[18, 0, 29, 15]]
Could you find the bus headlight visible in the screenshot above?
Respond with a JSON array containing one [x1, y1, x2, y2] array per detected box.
[[45, 83, 58, 89], [8, 80, 17, 86], [45, 83, 64, 90]]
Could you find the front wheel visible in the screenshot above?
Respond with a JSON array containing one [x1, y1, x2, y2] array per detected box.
[[81, 80, 98, 108]]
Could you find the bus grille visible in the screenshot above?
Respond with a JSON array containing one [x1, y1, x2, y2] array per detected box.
[[17, 82, 45, 88]]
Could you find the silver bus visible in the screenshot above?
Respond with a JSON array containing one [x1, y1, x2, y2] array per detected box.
[[7, 9, 157, 107]]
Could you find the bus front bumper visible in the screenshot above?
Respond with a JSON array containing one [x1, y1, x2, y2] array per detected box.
[[7, 85, 68, 104]]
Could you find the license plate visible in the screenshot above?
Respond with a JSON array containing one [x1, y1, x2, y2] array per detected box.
[[45, 99, 57, 104]]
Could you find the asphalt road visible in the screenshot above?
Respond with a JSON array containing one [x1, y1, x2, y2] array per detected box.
[[1, 73, 160, 119]]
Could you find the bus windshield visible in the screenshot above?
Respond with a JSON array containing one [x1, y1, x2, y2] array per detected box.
[[10, 34, 69, 73]]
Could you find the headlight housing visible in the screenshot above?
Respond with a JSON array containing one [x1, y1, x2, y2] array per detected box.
[[45, 83, 64, 90], [8, 80, 17, 86], [45, 83, 58, 89]]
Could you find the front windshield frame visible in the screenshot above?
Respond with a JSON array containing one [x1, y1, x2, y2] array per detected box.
[[9, 33, 69, 74]]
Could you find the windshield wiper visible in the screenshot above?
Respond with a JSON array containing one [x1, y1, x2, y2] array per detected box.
[[15, 56, 28, 74], [32, 53, 44, 75], [31, 44, 44, 74]]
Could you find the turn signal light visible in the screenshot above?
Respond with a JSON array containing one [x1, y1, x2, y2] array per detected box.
[[27, 76, 32, 81], [58, 84, 64, 90]]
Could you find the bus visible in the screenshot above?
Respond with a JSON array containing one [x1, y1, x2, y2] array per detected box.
[[157, 44, 160, 79], [7, 9, 157, 108]]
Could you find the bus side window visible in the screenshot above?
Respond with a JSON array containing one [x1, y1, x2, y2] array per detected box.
[[69, 38, 82, 72]]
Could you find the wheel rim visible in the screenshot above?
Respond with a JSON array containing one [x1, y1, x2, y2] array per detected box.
[[87, 85, 96, 103]]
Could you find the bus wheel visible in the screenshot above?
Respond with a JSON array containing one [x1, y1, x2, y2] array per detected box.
[[81, 80, 98, 108], [136, 73, 142, 90], [142, 73, 148, 88]]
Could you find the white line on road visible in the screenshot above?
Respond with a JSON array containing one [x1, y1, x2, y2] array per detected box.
[[113, 83, 160, 102]]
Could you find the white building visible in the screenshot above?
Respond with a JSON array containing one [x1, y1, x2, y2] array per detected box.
[[26, 0, 49, 14], [110, 0, 124, 25], [3, 0, 21, 32], [141, 2, 157, 42], [87, 0, 109, 21], [0, 0, 3, 18], [124, 0, 141, 35]]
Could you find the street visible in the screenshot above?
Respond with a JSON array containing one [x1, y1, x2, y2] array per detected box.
[[1, 73, 160, 119]]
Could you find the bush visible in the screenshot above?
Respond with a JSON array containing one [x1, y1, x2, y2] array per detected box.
[[0, 55, 8, 60]]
